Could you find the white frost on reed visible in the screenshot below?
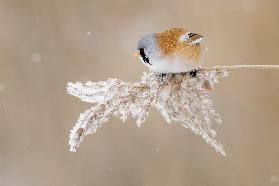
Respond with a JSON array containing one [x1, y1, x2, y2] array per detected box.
[[67, 69, 228, 156]]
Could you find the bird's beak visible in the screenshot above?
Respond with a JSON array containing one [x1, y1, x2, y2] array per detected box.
[[190, 34, 204, 45], [133, 50, 140, 58]]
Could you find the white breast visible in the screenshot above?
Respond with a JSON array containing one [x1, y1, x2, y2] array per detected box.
[[147, 55, 201, 73]]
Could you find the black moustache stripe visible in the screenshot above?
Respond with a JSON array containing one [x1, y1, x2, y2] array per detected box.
[[139, 48, 151, 65]]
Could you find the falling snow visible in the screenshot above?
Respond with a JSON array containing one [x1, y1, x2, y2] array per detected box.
[[269, 175, 278, 183], [31, 53, 42, 63], [0, 83, 6, 93]]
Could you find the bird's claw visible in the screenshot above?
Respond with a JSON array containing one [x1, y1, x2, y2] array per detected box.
[[189, 70, 197, 78]]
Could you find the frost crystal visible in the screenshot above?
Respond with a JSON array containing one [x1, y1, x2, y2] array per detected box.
[[67, 70, 228, 156]]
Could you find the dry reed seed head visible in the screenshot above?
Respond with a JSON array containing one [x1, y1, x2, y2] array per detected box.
[[67, 69, 228, 156]]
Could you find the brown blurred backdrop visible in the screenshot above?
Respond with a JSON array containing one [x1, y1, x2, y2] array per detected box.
[[1, 0, 279, 186]]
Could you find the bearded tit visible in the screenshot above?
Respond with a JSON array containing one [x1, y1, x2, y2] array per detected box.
[[134, 28, 204, 75]]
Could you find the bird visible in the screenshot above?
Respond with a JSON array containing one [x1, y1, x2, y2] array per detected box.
[[134, 28, 204, 75]]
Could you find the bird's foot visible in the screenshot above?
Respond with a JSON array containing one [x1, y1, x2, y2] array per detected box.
[[189, 70, 197, 78], [160, 73, 167, 80], [158, 73, 167, 81], [160, 73, 167, 78]]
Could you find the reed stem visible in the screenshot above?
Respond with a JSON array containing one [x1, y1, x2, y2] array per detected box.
[[203, 65, 279, 71]]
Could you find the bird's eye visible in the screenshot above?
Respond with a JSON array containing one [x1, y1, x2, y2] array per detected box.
[[139, 48, 150, 65]]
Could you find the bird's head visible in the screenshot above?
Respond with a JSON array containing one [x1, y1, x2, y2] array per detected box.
[[134, 33, 160, 66]]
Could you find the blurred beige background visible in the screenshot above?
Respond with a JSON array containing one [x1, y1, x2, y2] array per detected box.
[[1, 0, 279, 185]]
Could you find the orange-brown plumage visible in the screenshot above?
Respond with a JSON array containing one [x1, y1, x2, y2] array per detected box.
[[156, 28, 202, 62]]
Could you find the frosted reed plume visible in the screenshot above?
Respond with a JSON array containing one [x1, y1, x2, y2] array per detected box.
[[67, 69, 228, 156]]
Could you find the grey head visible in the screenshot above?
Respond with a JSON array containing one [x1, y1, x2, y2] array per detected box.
[[137, 33, 159, 65]]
